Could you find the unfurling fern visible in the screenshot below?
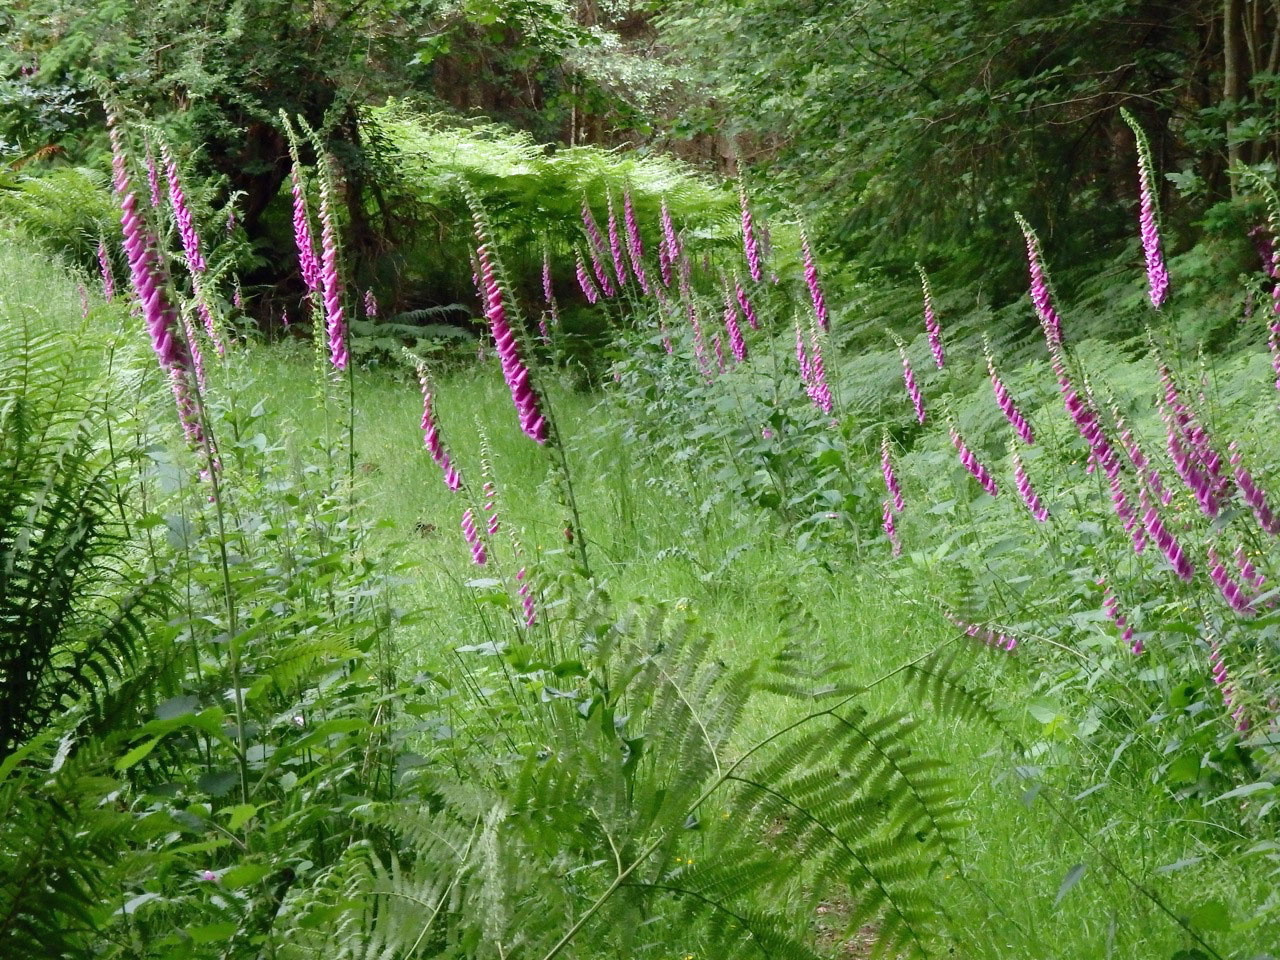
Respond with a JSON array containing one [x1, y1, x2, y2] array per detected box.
[[283, 601, 962, 959]]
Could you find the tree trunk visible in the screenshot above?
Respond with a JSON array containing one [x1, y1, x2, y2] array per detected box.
[[1224, 0, 1245, 190]]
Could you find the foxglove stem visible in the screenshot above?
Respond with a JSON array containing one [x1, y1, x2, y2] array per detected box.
[[163, 145, 206, 274], [1228, 441, 1279, 535], [144, 139, 162, 209], [734, 276, 759, 330], [606, 193, 627, 289], [661, 198, 681, 266], [739, 185, 763, 283], [98, 239, 114, 301], [1209, 548, 1254, 615], [461, 508, 487, 565], [622, 191, 650, 293], [1121, 109, 1170, 308], [1055, 354, 1120, 477], [1015, 213, 1063, 346], [483, 481, 499, 536], [316, 162, 348, 370], [1269, 317, 1280, 397], [944, 611, 1017, 652], [986, 344, 1033, 444], [181, 307, 208, 395], [1162, 397, 1217, 517], [916, 264, 944, 369], [882, 499, 902, 557], [476, 239, 548, 443], [895, 338, 925, 424], [575, 250, 600, 305], [722, 282, 746, 362], [712, 332, 726, 373], [1208, 639, 1249, 731], [949, 425, 998, 497], [881, 433, 904, 512], [581, 200, 616, 297], [1011, 447, 1049, 522], [1109, 470, 1146, 553], [801, 234, 829, 330], [416, 365, 462, 490], [804, 324, 833, 414]]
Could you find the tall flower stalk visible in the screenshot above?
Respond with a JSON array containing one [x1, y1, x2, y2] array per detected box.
[[739, 184, 763, 283], [1208, 638, 1249, 731], [581, 199, 616, 297], [734, 274, 759, 330], [97, 237, 114, 301], [916, 264, 944, 369], [722, 280, 746, 363], [1015, 213, 1063, 347], [162, 142, 224, 356], [1121, 109, 1170, 309], [801, 233, 829, 330], [881, 433, 904, 512], [949, 423, 998, 498], [412, 357, 462, 491], [882, 499, 902, 557], [1010, 446, 1049, 522], [622, 190, 650, 294], [606, 192, 628, 290], [1099, 577, 1140, 654], [893, 334, 926, 425], [316, 158, 349, 371], [985, 338, 1033, 444]]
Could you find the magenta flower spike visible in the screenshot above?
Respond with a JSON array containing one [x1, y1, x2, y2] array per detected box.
[[416, 366, 462, 491], [805, 324, 834, 414], [181, 307, 208, 395], [364, 289, 378, 318], [882, 499, 902, 557], [97, 239, 114, 301], [1269, 316, 1280, 398], [795, 322, 812, 385], [1054, 356, 1120, 477], [801, 233, 830, 330], [290, 163, 322, 294], [143, 138, 163, 209], [895, 337, 926, 425], [581, 199, 616, 297], [1014, 213, 1063, 347], [1108, 470, 1145, 553], [317, 167, 349, 371], [949, 424, 998, 497], [606, 193, 627, 289], [1114, 412, 1171, 505], [461, 508, 487, 566], [712, 331, 726, 373], [1010, 446, 1049, 522], [944, 611, 1018, 652], [1233, 543, 1267, 591], [722, 282, 746, 363], [739, 185, 763, 283], [734, 275, 759, 330], [1121, 110, 1170, 308], [660, 198, 681, 269], [1138, 483, 1194, 581], [516, 565, 536, 627], [476, 239, 548, 444], [1228, 441, 1280, 536], [1098, 577, 1140, 654], [232, 279, 243, 311], [916, 264, 944, 369], [162, 145, 206, 274], [621, 191, 650, 294], [574, 250, 600, 305], [678, 259, 713, 382], [1209, 547, 1255, 616], [985, 343, 1033, 444], [881, 433, 904, 512], [1208, 639, 1250, 731]]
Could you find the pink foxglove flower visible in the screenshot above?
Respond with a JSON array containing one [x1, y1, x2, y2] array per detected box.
[[660, 198, 681, 266], [1138, 483, 1194, 581], [1109, 470, 1145, 553], [97, 239, 114, 301], [1268, 315, 1280, 398], [882, 499, 902, 557], [739, 185, 762, 283], [575, 250, 600, 305], [881, 433, 904, 512], [606, 193, 627, 289], [622, 190, 650, 294], [163, 145, 206, 274], [1234, 544, 1267, 591], [944, 611, 1017, 652], [291, 164, 321, 294], [679, 260, 713, 382], [801, 234, 829, 330], [364, 289, 378, 318], [483, 481, 499, 536], [1208, 639, 1249, 731], [416, 366, 462, 490], [894, 336, 925, 424], [1011, 446, 1049, 522], [799, 323, 833, 414], [734, 275, 759, 330], [1098, 577, 1140, 654], [1121, 109, 1170, 308], [986, 343, 1033, 444], [1209, 548, 1254, 615], [1015, 213, 1063, 346], [516, 565, 536, 627], [144, 139, 163, 209], [712, 332, 726, 374], [722, 282, 746, 362], [581, 199, 616, 297], [476, 240, 548, 443], [461, 508, 487, 565], [317, 164, 348, 370], [949, 425, 998, 497], [1228, 441, 1279, 536], [916, 264, 944, 369]]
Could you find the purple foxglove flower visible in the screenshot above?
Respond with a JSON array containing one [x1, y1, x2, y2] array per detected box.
[[144, 139, 163, 209], [1269, 317, 1280, 397], [1121, 110, 1170, 309], [916, 264, 944, 369], [949, 425, 998, 497], [805, 325, 833, 414], [1114, 412, 1170, 504], [1234, 543, 1267, 592], [621, 190, 651, 293], [1015, 213, 1063, 346], [882, 499, 902, 557], [1010, 446, 1049, 522], [712, 331, 726, 373], [581, 200, 616, 297], [1208, 639, 1249, 731], [943, 611, 1017, 652], [801, 234, 829, 330], [163, 145, 206, 274], [660, 198, 682, 267], [226, 208, 236, 234], [317, 167, 348, 371], [881, 433, 904, 512], [1054, 357, 1120, 477], [476, 240, 548, 443], [795, 322, 813, 384], [483, 481, 499, 536], [739, 185, 762, 283], [679, 260, 713, 382], [986, 345, 1033, 444], [416, 366, 462, 490], [575, 250, 600, 305], [1228, 441, 1279, 535], [364, 289, 377, 318], [181, 307, 208, 395], [1108, 470, 1145, 553], [722, 282, 746, 362], [461, 508, 487, 565], [734, 275, 759, 330], [1138, 483, 1194, 581], [606, 193, 627, 289], [290, 164, 322, 294], [97, 239, 114, 301], [516, 565, 536, 627], [1098, 576, 1140, 654], [1162, 399, 1217, 517], [232, 279, 243, 310], [1209, 548, 1255, 616], [895, 338, 925, 424], [1251, 224, 1277, 278]]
